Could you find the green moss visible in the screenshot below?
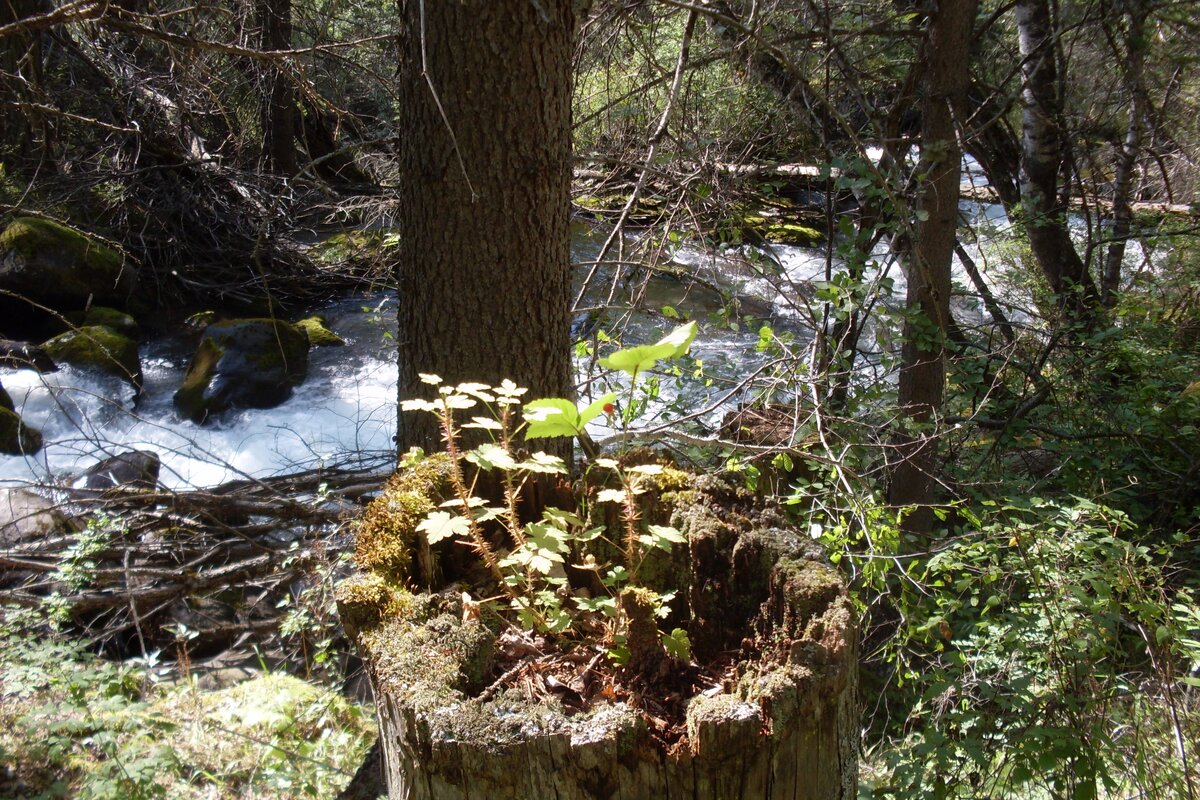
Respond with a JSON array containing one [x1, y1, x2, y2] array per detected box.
[[309, 229, 398, 266], [295, 315, 345, 346], [174, 337, 224, 421], [82, 306, 139, 338], [354, 454, 455, 581], [358, 611, 495, 700], [0, 217, 122, 275], [173, 318, 309, 422], [42, 325, 140, 385], [0, 407, 42, 454], [186, 310, 218, 329], [334, 573, 412, 634], [0, 382, 12, 412]]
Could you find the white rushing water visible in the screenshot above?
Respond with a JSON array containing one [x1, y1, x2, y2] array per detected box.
[[1, 293, 399, 489], [9, 169, 1128, 491]]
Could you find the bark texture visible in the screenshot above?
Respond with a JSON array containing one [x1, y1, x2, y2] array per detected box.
[[889, 0, 976, 536], [1101, 0, 1147, 306], [256, 0, 296, 175], [394, 0, 575, 455]]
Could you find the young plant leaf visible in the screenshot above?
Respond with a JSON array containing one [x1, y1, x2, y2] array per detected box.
[[597, 322, 697, 376], [416, 511, 471, 544], [523, 398, 582, 439], [579, 392, 619, 426]]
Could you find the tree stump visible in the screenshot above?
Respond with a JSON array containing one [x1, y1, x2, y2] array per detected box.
[[337, 469, 857, 799]]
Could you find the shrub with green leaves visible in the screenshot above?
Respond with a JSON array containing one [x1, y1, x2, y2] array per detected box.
[[395, 322, 700, 662], [858, 498, 1199, 799]]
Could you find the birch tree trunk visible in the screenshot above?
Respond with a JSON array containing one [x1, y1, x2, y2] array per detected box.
[[1016, 0, 1098, 313]]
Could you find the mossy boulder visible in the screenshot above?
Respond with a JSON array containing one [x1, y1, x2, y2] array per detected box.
[[0, 406, 42, 455], [65, 306, 140, 339], [173, 318, 309, 423], [295, 315, 345, 346], [0, 218, 138, 324], [42, 325, 141, 386]]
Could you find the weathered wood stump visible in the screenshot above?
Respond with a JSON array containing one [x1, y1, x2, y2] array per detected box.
[[337, 464, 857, 799]]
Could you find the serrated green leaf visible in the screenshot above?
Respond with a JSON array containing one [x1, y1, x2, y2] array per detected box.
[[647, 524, 685, 544], [657, 320, 697, 357], [579, 392, 619, 426], [466, 442, 517, 470], [518, 452, 568, 474], [542, 507, 584, 528], [416, 511, 471, 544], [523, 398, 582, 439]]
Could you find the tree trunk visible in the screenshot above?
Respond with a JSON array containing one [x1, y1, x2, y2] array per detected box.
[[1016, 0, 1098, 313], [339, 472, 858, 800], [1101, 0, 1147, 307], [0, 0, 49, 174], [394, 0, 575, 456], [889, 0, 977, 537], [256, 0, 296, 175]]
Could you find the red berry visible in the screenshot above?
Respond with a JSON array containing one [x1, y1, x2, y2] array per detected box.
[[603, 403, 616, 415]]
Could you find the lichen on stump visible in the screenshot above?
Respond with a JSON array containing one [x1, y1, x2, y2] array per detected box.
[[338, 465, 857, 800]]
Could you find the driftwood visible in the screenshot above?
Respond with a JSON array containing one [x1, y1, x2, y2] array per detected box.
[[0, 463, 389, 655], [340, 469, 858, 799], [0, 339, 57, 372]]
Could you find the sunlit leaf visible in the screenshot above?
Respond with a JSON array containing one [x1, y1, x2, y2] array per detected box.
[[519, 452, 568, 474], [416, 511, 470, 544], [523, 398, 581, 439], [596, 488, 626, 503], [466, 443, 516, 470], [647, 524, 685, 544], [579, 392, 619, 426], [462, 416, 503, 430]]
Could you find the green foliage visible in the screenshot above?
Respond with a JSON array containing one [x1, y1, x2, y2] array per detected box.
[[823, 496, 1200, 799], [396, 325, 700, 660], [0, 607, 376, 800]]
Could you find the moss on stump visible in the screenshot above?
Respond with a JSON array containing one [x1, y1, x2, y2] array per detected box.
[[341, 464, 857, 799]]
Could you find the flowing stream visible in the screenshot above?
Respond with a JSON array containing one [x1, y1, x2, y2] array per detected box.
[[3, 176, 1133, 491]]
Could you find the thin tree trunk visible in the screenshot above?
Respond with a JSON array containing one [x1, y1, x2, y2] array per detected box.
[[0, 0, 49, 174], [1101, 0, 1147, 307], [256, 0, 296, 175], [889, 0, 977, 538], [394, 0, 575, 456], [1016, 0, 1098, 313]]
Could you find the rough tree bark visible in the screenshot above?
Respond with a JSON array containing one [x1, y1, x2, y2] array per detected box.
[[394, 0, 575, 456], [1016, 0, 1098, 313], [889, 0, 977, 537]]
